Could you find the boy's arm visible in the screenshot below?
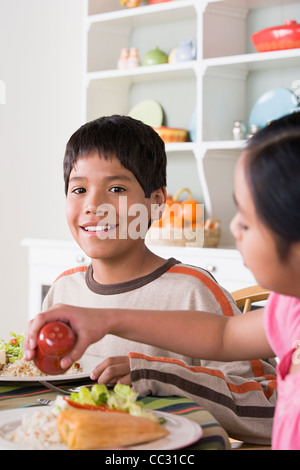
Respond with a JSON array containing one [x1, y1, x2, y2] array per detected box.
[[24, 303, 273, 368], [129, 352, 277, 445]]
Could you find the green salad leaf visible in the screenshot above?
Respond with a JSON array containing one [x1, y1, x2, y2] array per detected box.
[[55, 383, 162, 423], [0, 332, 25, 363], [0, 331, 25, 363]]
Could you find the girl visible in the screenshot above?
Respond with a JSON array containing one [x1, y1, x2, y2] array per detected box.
[[25, 112, 300, 449]]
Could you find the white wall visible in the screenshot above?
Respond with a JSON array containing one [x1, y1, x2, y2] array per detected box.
[[0, 0, 84, 337]]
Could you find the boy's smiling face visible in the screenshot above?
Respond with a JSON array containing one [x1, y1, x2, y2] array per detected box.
[[66, 152, 165, 263]]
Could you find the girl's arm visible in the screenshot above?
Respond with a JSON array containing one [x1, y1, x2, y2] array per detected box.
[[108, 307, 273, 361], [24, 303, 274, 369]]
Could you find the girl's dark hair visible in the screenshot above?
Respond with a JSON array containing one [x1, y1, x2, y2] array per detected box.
[[244, 112, 300, 259], [64, 115, 167, 198]]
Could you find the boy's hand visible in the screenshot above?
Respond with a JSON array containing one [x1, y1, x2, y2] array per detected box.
[[90, 356, 131, 386], [23, 304, 107, 370]]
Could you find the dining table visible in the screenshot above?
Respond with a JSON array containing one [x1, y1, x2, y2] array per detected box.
[[0, 377, 231, 451]]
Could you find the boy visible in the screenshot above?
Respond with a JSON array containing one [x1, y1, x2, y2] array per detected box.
[[27, 115, 276, 444]]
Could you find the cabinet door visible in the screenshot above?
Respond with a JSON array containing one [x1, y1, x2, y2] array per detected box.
[[25, 243, 90, 319]]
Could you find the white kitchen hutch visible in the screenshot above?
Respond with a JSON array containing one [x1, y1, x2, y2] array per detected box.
[[22, 0, 299, 318]]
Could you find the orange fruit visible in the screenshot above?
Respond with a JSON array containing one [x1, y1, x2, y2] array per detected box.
[[181, 199, 202, 224], [161, 214, 184, 229], [151, 218, 163, 228]]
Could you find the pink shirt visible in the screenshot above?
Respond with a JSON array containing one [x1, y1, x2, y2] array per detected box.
[[264, 292, 300, 360], [264, 292, 300, 450]]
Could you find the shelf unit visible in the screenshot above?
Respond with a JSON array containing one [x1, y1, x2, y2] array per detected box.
[[82, 0, 300, 245]]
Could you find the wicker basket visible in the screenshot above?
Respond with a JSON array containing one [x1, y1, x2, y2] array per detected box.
[[185, 219, 221, 247], [146, 219, 221, 248], [146, 187, 221, 248], [204, 219, 221, 247]]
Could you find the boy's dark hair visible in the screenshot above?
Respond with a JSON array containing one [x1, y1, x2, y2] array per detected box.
[[245, 111, 300, 259], [63, 115, 167, 198]]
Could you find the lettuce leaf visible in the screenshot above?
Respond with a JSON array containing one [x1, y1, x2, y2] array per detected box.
[[65, 383, 160, 422], [0, 332, 25, 363]]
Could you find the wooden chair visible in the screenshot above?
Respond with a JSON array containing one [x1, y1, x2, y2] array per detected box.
[[231, 285, 271, 313]]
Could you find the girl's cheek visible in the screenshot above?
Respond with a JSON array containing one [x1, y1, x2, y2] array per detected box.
[[230, 215, 240, 240]]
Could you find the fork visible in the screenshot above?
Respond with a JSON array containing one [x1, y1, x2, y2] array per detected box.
[[37, 398, 54, 406], [39, 380, 96, 395], [39, 380, 73, 395]]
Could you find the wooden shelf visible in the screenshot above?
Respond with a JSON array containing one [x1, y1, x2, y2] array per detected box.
[[202, 140, 246, 151], [86, 60, 197, 85], [87, 0, 198, 28], [203, 48, 300, 72]]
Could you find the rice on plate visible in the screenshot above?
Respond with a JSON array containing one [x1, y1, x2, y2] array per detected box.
[[5, 385, 166, 450], [6, 409, 62, 450]]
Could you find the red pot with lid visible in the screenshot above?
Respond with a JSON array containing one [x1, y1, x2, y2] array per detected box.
[[251, 20, 300, 52]]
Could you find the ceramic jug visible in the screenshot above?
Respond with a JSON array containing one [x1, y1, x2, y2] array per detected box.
[[176, 39, 197, 62]]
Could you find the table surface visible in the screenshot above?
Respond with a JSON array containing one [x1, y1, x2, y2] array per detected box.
[[0, 378, 231, 450]]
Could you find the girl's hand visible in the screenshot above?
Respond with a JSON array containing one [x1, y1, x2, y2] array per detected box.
[[23, 304, 107, 370], [90, 356, 131, 386]]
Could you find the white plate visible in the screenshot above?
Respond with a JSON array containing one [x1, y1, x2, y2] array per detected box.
[[249, 87, 299, 129], [0, 407, 203, 450], [0, 354, 100, 383], [128, 100, 164, 127]]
